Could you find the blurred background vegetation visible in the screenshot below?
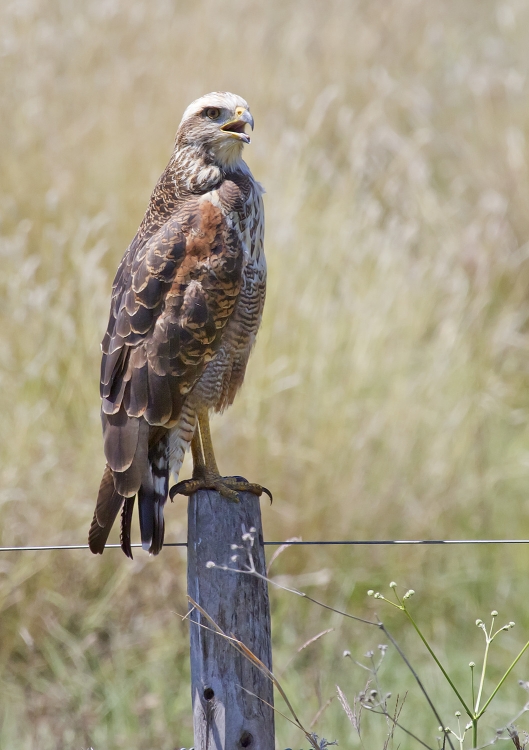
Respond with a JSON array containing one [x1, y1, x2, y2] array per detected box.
[[2, 0, 529, 747]]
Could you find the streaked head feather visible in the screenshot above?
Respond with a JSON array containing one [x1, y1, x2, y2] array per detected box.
[[176, 91, 253, 169]]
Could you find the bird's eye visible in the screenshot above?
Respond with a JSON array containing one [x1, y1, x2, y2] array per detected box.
[[205, 107, 220, 120]]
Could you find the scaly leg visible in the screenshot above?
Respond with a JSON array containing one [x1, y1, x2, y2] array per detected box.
[[191, 427, 206, 478], [169, 407, 272, 502]]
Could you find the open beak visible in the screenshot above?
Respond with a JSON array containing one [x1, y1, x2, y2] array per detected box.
[[220, 108, 254, 144]]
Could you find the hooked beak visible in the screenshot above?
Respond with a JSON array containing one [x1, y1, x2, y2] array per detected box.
[[220, 107, 254, 144]]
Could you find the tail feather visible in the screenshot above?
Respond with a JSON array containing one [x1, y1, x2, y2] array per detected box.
[[138, 483, 154, 552], [89, 420, 170, 557], [88, 465, 125, 554], [152, 492, 166, 555], [138, 433, 169, 555], [138, 486, 166, 555], [120, 496, 135, 559]]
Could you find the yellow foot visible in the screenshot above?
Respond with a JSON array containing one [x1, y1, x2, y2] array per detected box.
[[169, 474, 272, 503]]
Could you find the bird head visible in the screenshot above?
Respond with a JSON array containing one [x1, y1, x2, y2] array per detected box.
[[176, 92, 254, 169]]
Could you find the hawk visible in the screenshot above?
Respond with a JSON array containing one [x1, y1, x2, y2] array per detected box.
[[88, 92, 269, 558]]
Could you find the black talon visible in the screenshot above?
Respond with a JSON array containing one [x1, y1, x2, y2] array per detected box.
[[169, 480, 196, 500], [169, 476, 273, 504], [261, 486, 273, 504]]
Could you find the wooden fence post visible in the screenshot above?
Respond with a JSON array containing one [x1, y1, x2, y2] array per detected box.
[[187, 489, 275, 749]]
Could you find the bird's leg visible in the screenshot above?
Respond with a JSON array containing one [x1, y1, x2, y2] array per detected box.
[[191, 426, 206, 479], [197, 406, 221, 477], [169, 407, 272, 502]]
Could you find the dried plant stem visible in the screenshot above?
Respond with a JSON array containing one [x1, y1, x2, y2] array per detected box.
[[365, 706, 435, 750], [226, 559, 456, 750]]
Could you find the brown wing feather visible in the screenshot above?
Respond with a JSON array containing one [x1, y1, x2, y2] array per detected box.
[[100, 192, 244, 429], [88, 465, 125, 554], [91, 180, 248, 554], [120, 496, 135, 559]]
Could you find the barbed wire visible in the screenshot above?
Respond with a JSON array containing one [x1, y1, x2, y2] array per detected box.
[[2, 538, 529, 552]]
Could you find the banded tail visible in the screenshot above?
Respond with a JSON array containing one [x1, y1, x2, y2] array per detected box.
[[88, 425, 169, 557]]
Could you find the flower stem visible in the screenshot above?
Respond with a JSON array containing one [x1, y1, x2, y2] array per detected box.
[[477, 639, 529, 718], [474, 636, 491, 714], [402, 607, 472, 717]]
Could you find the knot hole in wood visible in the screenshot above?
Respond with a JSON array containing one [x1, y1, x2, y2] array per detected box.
[[239, 731, 253, 747]]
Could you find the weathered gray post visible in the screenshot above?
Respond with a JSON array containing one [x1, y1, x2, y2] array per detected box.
[[187, 489, 275, 749]]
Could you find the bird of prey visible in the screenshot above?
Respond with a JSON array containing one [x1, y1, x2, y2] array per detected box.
[[88, 92, 269, 558]]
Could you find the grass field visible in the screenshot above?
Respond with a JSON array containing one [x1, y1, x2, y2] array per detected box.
[[2, 0, 529, 747]]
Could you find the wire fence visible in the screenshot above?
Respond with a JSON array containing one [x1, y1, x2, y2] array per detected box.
[[3, 534, 527, 750], [2, 538, 529, 552]]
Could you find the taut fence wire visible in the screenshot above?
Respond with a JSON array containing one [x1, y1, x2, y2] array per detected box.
[[2, 539, 529, 552]]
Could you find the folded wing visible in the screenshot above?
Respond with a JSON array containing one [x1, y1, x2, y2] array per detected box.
[[89, 183, 246, 554]]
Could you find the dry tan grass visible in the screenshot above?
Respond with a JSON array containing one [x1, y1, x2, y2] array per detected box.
[[2, 0, 529, 746]]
